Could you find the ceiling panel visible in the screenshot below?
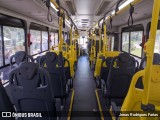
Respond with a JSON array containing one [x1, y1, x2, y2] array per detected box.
[[111, 0, 153, 27], [0, 0, 59, 28]]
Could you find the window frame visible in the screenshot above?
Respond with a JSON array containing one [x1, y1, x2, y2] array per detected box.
[[146, 20, 160, 54], [121, 24, 144, 59], [50, 32, 55, 48], [29, 23, 49, 56], [0, 14, 27, 69]]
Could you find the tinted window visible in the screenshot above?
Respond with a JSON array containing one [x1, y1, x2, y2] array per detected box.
[[0, 27, 3, 66], [154, 30, 160, 53], [50, 32, 55, 48], [111, 36, 114, 51], [3, 26, 25, 64], [130, 31, 142, 57], [122, 32, 129, 52], [42, 31, 48, 51], [30, 30, 41, 55], [55, 33, 58, 46]]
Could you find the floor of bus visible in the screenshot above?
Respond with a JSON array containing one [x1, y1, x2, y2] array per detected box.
[[71, 55, 101, 120]]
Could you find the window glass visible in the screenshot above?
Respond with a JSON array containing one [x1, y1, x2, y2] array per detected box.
[[64, 33, 68, 42], [79, 36, 87, 48], [55, 33, 59, 46], [3, 26, 25, 64], [111, 36, 115, 51], [154, 30, 160, 53], [42, 31, 48, 51], [122, 32, 129, 52], [130, 31, 142, 57], [0, 27, 3, 66], [50, 32, 55, 48], [30, 30, 41, 55]]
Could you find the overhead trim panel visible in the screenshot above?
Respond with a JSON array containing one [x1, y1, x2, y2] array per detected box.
[[96, 1, 110, 16], [66, 1, 76, 15]]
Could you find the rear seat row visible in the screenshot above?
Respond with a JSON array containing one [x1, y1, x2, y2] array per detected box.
[[96, 52, 160, 117], [0, 51, 74, 120], [98, 53, 137, 109]]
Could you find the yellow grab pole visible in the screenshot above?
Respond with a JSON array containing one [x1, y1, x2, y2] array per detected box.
[[142, 0, 160, 117], [94, 34, 96, 47], [103, 22, 107, 53], [70, 26, 73, 46], [50, 0, 59, 9], [99, 28, 102, 52], [59, 10, 63, 51]]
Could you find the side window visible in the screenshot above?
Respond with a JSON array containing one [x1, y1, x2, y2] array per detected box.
[[122, 32, 129, 52], [42, 31, 48, 51], [111, 36, 115, 51], [30, 30, 41, 55], [0, 27, 3, 67], [154, 30, 160, 53], [50, 32, 55, 48], [130, 31, 142, 57], [3, 26, 25, 64], [55, 33, 58, 46]]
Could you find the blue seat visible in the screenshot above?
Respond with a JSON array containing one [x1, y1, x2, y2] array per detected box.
[[99, 57, 113, 89], [9, 61, 56, 120], [136, 53, 160, 89], [34, 56, 42, 65], [39, 52, 69, 103], [64, 58, 73, 89], [104, 53, 136, 109], [0, 81, 15, 120], [10, 51, 34, 69]]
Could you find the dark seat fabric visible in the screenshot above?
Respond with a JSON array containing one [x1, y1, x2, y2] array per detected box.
[[10, 51, 34, 69], [0, 81, 15, 120], [40, 52, 68, 98], [105, 53, 136, 108], [100, 57, 113, 83], [64, 58, 71, 80], [63, 58, 73, 88], [98, 57, 113, 89], [135, 53, 160, 89], [9, 62, 56, 120], [34, 56, 42, 64]]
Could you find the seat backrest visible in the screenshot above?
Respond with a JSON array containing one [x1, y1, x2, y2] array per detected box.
[[0, 81, 15, 119], [136, 53, 160, 89], [9, 62, 56, 119], [106, 53, 136, 99], [10, 51, 34, 69], [100, 57, 113, 82], [34, 56, 42, 64], [63, 58, 71, 80], [121, 65, 160, 120], [40, 52, 67, 98], [139, 53, 160, 70]]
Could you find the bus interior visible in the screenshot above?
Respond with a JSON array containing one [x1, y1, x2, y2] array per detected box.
[[0, 0, 160, 120]]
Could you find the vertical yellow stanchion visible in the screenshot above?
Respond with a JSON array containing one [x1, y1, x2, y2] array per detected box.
[[69, 26, 74, 77], [59, 10, 63, 52], [99, 28, 102, 53], [103, 22, 107, 55], [94, 33, 96, 65], [141, 0, 160, 120], [70, 26, 73, 47]]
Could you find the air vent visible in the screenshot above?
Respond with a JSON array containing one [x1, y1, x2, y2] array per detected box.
[[81, 22, 88, 24], [66, 1, 76, 15], [81, 19, 89, 21], [81, 30, 86, 31], [96, 1, 110, 15]]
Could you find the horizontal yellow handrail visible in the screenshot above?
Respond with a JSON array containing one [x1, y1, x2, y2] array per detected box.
[[91, 0, 142, 29]]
